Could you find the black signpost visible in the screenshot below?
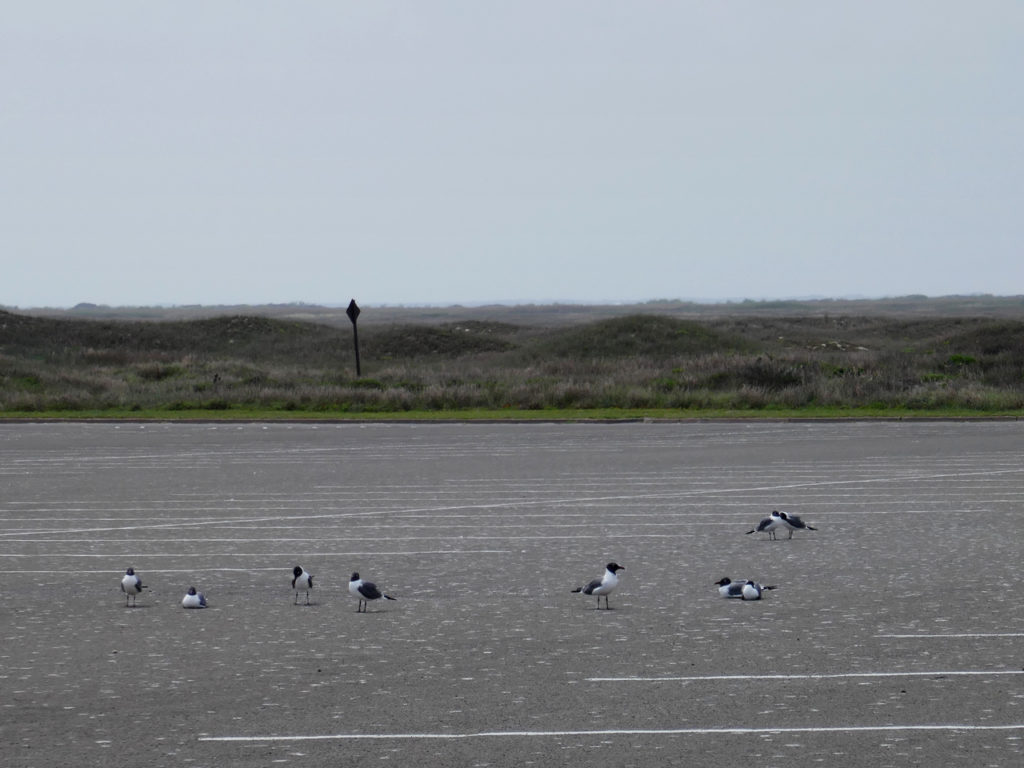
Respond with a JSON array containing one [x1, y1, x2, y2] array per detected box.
[[346, 299, 362, 377]]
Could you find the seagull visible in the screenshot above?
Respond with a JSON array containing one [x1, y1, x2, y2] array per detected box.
[[292, 566, 313, 605], [716, 577, 778, 600], [182, 586, 207, 609], [121, 567, 144, 607], [715, 577, 746, 598], [776, 510, 817, 539], [741, 581, 778, 601], [572, 562, 624, 609], [746, 511, 785, 540], [349, 572, 397, 612]]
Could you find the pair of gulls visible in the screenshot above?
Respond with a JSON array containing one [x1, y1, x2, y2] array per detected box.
[[746, 509, 817, 540], [292, 566, 396, 612], [119, 567, 206, 608], [715, 577, 777, 601], [303, 564, 629, 611]]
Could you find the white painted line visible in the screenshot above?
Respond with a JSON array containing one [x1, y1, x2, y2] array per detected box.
[[587, 670, 1024, 682], [199, 724, 1024, 742], [0, 551, 512, 575], [875, 633, 1024, 639], [0, 550, 512, 559], [1, 568, 306, 575], [8, 465, 1023, 537]]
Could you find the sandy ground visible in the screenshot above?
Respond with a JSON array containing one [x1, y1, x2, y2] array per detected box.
[[1, 420, 1022, 767]]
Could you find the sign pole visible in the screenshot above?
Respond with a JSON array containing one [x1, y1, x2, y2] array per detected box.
[[346, 299, 361, 377]]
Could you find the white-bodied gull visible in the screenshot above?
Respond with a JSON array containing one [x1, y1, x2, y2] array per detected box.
[[292, 565, 314, 605], [572, 562, 624, 610], [121, 567, 144, 607], [741, 580, 778, 600], [715, 577, 746, 598], [746, 511, 785, 540], [349, 572, 396, 612], [182, 586, 208, 609]]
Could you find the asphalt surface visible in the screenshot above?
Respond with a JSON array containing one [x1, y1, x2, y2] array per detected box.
[[1, 421, 1022, 767]]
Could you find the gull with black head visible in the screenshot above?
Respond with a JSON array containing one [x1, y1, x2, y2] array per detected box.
[[777, 510, 817, 539], [349, 572, 397, 612], [572, 562, 624, 610], [292, 565, 314, 605], [746, 511, 785, 540], [182, 586, 207, 609], [121, 567, 145, 607]]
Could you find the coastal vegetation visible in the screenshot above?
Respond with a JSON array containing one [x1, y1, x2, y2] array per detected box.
[[2, 299, 1023, 418]]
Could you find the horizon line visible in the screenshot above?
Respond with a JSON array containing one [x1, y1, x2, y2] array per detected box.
[[5, 293, 1023, 312]]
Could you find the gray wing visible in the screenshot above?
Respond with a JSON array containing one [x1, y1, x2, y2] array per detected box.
[[359, 581, 383, 600]]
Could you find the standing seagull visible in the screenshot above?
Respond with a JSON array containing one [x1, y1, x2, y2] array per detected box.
[[746, 511, 785, 540], [572, 562, 624, 609], [292, 565, 313, 605], [121, 567, 144, 607], [776, 510, 817, 539], [182, 586, 207, 609], [349, 572, 397, 613]]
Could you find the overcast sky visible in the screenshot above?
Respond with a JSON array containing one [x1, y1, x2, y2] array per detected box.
[[2, 2, 1022, 308]]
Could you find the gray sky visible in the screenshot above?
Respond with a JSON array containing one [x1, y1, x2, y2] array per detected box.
[[2, 2, 1022, 308]]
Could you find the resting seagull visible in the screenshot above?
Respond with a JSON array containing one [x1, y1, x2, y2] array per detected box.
[[121, 567, 144, 607], [292, 566, 314, 605], [776, 510, 817, 539], [572, 562, 624, 609], [182, 586, 207, 609], [741, 581, 778, 601], [349, 572, 397, 612], [746, 511, 785, 540], [715, 577, 747, 599]]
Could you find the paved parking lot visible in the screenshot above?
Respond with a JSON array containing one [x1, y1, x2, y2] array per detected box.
[[2, 420, 1023, 767]]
